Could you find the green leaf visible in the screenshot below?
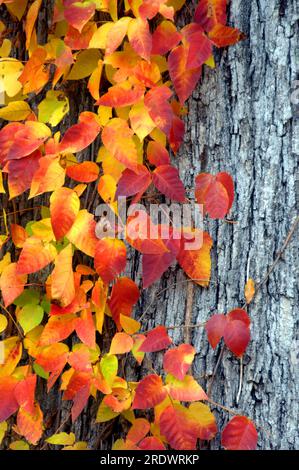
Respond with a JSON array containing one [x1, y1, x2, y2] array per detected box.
[[38, 90, 69, 127], [14, 289, 40, 307], [19, 304, 44, 334], [9, 440, 29, 450], [33, 362, 49, 380], [100, 354, 118, 386]]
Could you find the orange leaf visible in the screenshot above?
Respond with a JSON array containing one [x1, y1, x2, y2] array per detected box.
[[94, 238, 127, 284], [25, 0, 42, 48], [166, 374, 208, 402], [138, 325, 172, 352], [75, 308, 96, 349], [51, 244, 75, 307], [0, 121, 50, 165], [15, 403, 43, 445], [29, 155, 65, 198], [245, 278, 255, 305], [177, 230, 212, 287], [189, 402, 217, 441], [66, 161, 99, 183], [127, 418, 150, 444], [66, 210, 98, 257], [10, 224, 28, 248], [209, 23, 245, 47], [221, 416, 258, 450], [59, 112, 101, 154], [132, 375, 167, 409], [159, 404, 197, 450], [194, 0, 227, 32], [0, 263, 27, 306], [19, 47, 49, 94], [17, 237, 56, 275], [50, 187, 80, 240], [163, 344, 195, 380], [97, 83, 145, 108], [109, 332, 134, 355], [102, 118, 138, 171], [39, 315, 77, 347], [139, 436, 165, 450]]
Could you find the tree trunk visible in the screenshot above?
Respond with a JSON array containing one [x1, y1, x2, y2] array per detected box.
[[1, 0, 298, 450]]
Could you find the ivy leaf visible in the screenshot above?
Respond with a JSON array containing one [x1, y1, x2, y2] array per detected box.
[[221, 416, 258, 450], [18, 304, 44, 334], [138, 325, 172, 353], [38, 90, 69, 127], [132, 375, 167, 409]]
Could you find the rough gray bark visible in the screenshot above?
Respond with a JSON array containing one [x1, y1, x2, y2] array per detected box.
[[1, 0, 298, 451]]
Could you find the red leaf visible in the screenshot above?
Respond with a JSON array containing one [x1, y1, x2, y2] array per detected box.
[[152, 164, 186, 202], [116, 165, 151, 198], [221, 416, 258, 450], [75, 309, 96, 349], [128, 18, 152, 61], [147, 141, 170, 167], [108, 277, 140, 331], [94, 238, 127, 284], [195, 172, 234, 219], [151, 20, 182, 55], [138, 436, 165, 450], [163, 344, 195, 380], [63, 0, 95, 32], [4, 150, 41, 199], [205, 314, 227, 349], [0, 376, 19, 422], [169, 115, 185, 154], [142, 238, 178, 288], [132, 375, 167, 409], [168, 44, 202, 105], [138, 326, 172, 353], [14, 374, 36, 414], [50, 187, 80, 240], [223, 319, 250, 357], [59, 112, 101, 154], [159, 404, 197, 450], [227, 308, 250, 327], [194, 0, 227, 32], [144, 85, 173, 136]]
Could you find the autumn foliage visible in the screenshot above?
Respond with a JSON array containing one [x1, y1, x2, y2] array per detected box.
[[0, 0, 257, 451]]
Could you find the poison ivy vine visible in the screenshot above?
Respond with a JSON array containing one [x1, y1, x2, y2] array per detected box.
[[0, 0, 258, 451]]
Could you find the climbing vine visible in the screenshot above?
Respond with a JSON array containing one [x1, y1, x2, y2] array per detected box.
[[0, 0, 258, 451]]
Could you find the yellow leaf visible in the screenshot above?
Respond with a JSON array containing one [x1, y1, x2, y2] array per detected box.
[[0, 421, 7, 445], [89, 22, 114, 49], [7, 0, 29, 20], [129, 101, 156, 141], [0, 337, 22, 377], [38, 90, 69, 126], [51, 244, 75, 307], [0, 314, 8, 333], [0, 59, 24, 97], [120, 314, 140, 335], [0, 39, 12, 58], [0, 170, 5, 194], [0, 101, 31, 121], [46, 432, 76, 446], [9, 440, 29, 451], [67, 49, 101, 80]]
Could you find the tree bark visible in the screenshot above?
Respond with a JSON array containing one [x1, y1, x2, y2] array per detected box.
[[1, 0, 298, 450]]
